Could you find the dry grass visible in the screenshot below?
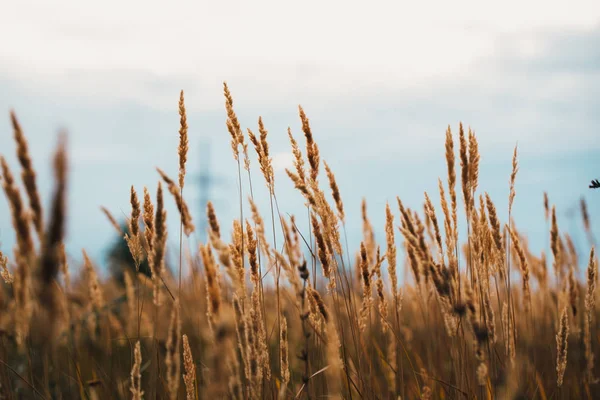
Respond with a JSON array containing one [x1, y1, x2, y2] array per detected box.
[[0, 88, 598, 400]]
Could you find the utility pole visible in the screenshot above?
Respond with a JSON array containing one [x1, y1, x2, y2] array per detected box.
[[196, 139, 224, 243]]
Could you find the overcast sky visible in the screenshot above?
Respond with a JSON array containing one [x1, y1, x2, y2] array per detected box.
[[1, 1, 599, 279]]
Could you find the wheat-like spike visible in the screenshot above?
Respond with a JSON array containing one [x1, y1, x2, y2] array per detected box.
[[311, 181, 342, 257], [438, 179, 456, 280], [324, 161, 345, 223], [165, 299, 182, 400], [257, 117, 274, 192], [248, 127, 261, 153], [544, 192, 550, 221], [468, 127, 480, 197], [501, 301, 516, 362], [156, 167, 194, 236], [206, 201, 221, 238], [567, 265, 579, 317], [359, 242, 372, 331], [10, 111, 43, 237], [509, 144, 519, 214], [485, 193, 506, 279], [445, 125, 458, 240], [551, 206, 561, 279], [256, 295, 270, 382], [313, 182, 335, 253], [207, 229, 234, 289], [308, 286, 329, 323], [1, 156, 34, 258], [298, 105, 320, 182], [141, 186, 154, 247], [182, 334, 196, 400], [100, 206, 122, 235], [507, 225, 531, 311], [248, 124, 274, 193], [565, 233, 578, 271], [373, 246, 388, 331], [82, 250, 104, 310], [178, 90, 189, 189], [246, 292, 261, 389], [402, 233, 422, 284], [286, 168, 315, 207], [361, 198, 376, 263], [585, 247, 597, 382], [125, 186, 144, 266], [130, 341, 144, 400], [230, 220, 245, 293], [288, 127, 307, 184], [459, 122, 470, 215], [11, 261, 31, 350], [248, 197, 271, 261], [478, 195, 498, 280], [286, 127, 317, 206], [151, 182, 167, 306], [397, 198, 424, 282], [224, 82, 243, 161], [37, 135, 68, 340], [396, 198, 417, 243], [129, 186, 141, 237], [385, 203, 398, 301], [201, 243, 221, 327], [39, 135, 67, 285], [311, 213, 334, 289], [2, 154, 35, 349], [412, 212, 432, 281], [280, 217, 299, 269], [423, 205, 435, 246], [556, 306, 569, 387], [0, 251, 12, 284], [16, 243, 34, 337], [536, 250, 548, 288], [424, 193, 443, 263], [580, 197, 591, 234], [483, 290, 496, 344], [280, 316, 290, 389], [246, 221, 259, 285]]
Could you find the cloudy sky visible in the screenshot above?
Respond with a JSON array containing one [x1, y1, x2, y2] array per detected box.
[[1, 1, 599, 278]]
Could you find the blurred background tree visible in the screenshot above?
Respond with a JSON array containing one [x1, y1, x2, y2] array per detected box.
[[105, 222, 152, 284]]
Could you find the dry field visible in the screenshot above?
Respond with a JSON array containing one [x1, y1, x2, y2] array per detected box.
[[0, 85, 597, 399]]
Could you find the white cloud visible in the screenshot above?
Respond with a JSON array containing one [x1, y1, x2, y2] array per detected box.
[[70, 145, 131, 165], [272, 152, 295, 172], [1, 1, 599, 110]]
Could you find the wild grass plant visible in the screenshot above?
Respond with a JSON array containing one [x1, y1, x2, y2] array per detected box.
[[0, 86, 598, 399]]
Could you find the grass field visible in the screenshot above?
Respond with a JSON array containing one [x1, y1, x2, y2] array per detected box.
[[0, 84, 597, 399]]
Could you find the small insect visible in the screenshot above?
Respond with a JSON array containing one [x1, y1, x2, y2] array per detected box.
[[590, 179, 600, 189]]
